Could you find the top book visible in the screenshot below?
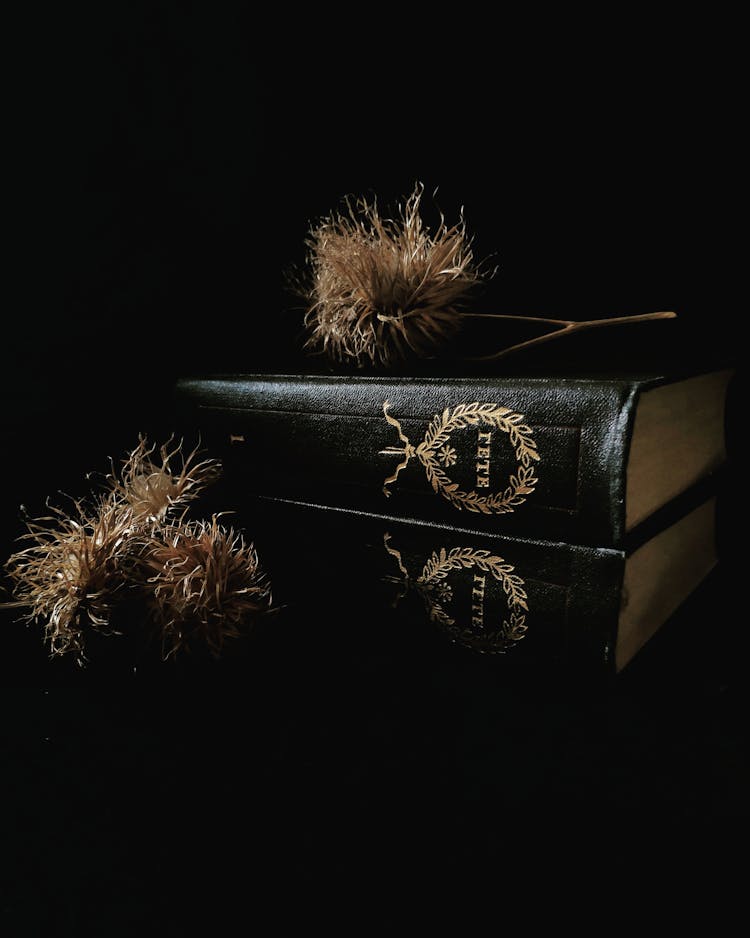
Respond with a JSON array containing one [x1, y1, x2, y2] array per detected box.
[[174, 367, 734, 548]]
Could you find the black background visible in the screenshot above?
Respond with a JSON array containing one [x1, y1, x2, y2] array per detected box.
[[2, 7, 747, 930]]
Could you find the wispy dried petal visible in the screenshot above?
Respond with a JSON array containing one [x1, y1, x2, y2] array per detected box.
[[3, 496, 134, 663], [136, 516, 272, 659], [107, 436, 222, 524]]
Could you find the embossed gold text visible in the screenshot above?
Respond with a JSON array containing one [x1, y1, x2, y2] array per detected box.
[[476, 430, 492, 488], [471, 574, 486, 628]]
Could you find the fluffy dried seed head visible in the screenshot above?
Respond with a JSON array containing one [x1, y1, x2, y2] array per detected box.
[[299, 182, 489, 368], [138, 516, 272, 659], [108, 436, 221, 524], [3, 496, 134, 663]]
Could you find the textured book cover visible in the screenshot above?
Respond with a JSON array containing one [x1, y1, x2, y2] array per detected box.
[[174, 368, 732, 548]]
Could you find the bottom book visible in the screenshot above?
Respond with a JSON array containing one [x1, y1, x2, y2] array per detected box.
[[234, 483, 720, 679]]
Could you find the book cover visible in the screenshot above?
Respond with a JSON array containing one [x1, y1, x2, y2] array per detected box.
[[174, 367, 733, 548]]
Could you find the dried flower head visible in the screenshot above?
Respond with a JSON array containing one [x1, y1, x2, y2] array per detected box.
[[108, 436, 222, 524], [3, 496, 134, 663], [300, 182, 489, 368], [138, 516, 272, 659]]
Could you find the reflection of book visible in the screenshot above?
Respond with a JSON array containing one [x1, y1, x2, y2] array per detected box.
[[175, 368, 733, 547], [242, 481, 720, 677]]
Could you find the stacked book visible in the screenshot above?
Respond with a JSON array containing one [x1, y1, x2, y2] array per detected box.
[[174, 366, 734, 677]]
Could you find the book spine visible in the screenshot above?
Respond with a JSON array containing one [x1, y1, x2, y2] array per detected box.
[[243, 496, 626, 679], [175, 375, 636, 547]]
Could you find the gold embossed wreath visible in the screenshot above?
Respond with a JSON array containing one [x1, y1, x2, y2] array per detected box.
[[418, 547, 528, 653]]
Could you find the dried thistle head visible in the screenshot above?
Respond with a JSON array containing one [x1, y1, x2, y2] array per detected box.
[[299, 182, 489, 368], [108, 436, 221, 525], [3, 496, 134, 663], [138, 516, 272, 659]]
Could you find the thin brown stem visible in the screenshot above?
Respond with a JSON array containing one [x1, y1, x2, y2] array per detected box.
[[567, 311, 676, 329], [382, 310, 578, 326], [460, 312, 578, 326], [468, 311, 677, 362]]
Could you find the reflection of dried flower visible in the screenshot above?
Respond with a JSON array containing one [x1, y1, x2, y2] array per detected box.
[[137, 516, 272, 659], [108, 436, 221, 524], [3, 497, 134, 663], [300, 182, 488, 368]]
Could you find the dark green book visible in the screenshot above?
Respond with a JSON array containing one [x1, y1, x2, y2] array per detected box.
[[239, 482, 720, 677], [174, 368, 732, 548]]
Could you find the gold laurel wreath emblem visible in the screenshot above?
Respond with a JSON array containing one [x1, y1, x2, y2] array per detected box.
[[382, 536, 528, 654], [421, 546, 528, 653], [381, 401, 540, 514]]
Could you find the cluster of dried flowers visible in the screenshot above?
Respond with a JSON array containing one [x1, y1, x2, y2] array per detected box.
[[3, 438, 272, 666]]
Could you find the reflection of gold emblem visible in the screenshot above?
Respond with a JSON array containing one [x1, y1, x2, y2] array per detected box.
[[380, 401, 540, 514], [384, 534, 528, 654]]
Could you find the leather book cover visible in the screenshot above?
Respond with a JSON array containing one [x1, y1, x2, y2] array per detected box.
[[174, 369, 731, 548]]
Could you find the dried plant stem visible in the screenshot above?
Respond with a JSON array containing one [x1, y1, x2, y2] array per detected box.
[[465, 310, 677, 361]]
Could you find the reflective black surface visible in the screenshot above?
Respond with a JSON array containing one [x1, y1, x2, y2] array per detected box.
[[1, 471, 747, 924]]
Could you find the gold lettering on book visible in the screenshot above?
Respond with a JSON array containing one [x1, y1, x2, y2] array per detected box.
[[476, 430, 492, 488], [382, 534, 528, 654], [380, 401, 540, 515], [471, 574, 486, 627]]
